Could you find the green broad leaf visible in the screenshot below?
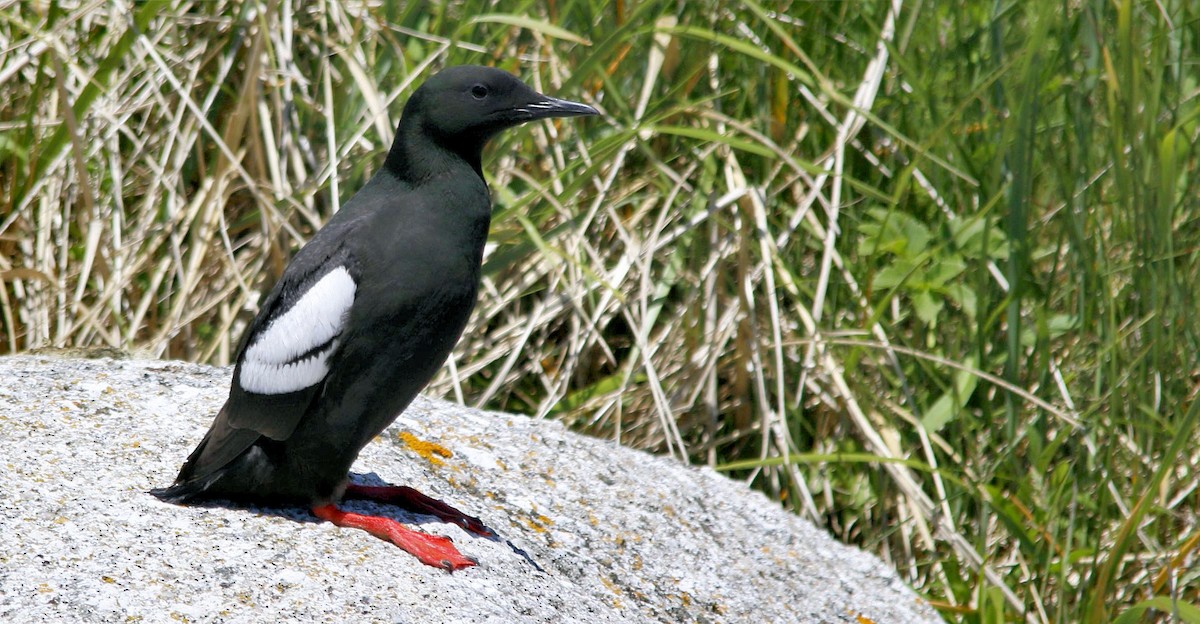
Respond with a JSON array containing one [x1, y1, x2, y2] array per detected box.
[[857, 229, 908, 256], [943, 282, 978, 317], [912, 290, 942, 325], [856, 224, 884, 253], [1046, 314, 1079, 337], [549, 372, 635, 415], [949, 215, 1010, 260], [927, 254, 966, 286], [922, 394, 955, 433], [1023, 314, 1079, 348], [859, 208, 932, 257], [1112, 597, 1200, 624], [872, 262, 915, 290], [897, 214, 932, 254], [921, 358, 979, 432], [949, 216, 987, 248]]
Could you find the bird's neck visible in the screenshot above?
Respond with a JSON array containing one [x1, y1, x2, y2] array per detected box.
[[383, 121, 485, 185]]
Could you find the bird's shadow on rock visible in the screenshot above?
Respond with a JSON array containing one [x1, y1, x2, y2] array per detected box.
[[341, 473, 542, 570], [149, 472, 544, 571], [345, 473, 544, 570], [148, 471, 487, 528]]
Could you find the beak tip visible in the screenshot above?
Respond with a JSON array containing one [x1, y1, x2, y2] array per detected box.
[[532, 96, 600, 119]]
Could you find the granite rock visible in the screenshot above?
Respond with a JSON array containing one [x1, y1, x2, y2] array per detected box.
[[0, 355, 941, 623]]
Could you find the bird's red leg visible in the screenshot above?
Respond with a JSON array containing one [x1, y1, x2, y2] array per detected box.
[[343, 484, 493, 537], [311, 504, 477, 570]]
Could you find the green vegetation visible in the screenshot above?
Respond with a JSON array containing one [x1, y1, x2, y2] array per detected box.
[[2, 1, 1197, 621]]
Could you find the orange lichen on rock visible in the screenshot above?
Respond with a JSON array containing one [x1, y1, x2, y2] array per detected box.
[[397, 431, 452, 466]]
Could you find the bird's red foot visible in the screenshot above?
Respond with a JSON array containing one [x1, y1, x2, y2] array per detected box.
[[344, 483, 494, 537], [312, 504, 477, 571]]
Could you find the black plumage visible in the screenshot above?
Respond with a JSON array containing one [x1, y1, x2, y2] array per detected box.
[[152, 65, 597, 569]]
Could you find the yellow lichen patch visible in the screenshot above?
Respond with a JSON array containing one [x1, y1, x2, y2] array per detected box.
[[853, 612, 877, 624], [599, 575, 623, 595], [520, 512, 555, 533], [461, 434, 494, 450], [397, 431, 452, 466], [612, 532, 644, 548]]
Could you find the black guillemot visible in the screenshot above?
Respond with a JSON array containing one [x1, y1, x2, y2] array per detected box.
[[152, 65, 597, 570]]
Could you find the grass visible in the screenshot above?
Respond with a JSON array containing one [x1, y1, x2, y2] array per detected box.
[[2, 0, 1198, 621]]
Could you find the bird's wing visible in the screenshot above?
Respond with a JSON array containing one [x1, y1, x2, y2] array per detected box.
[[162, 214, 375, 491], [223, 239, 361, 440]]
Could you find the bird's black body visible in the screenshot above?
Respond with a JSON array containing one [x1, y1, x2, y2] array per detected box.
[[153, 66, 596, 513]]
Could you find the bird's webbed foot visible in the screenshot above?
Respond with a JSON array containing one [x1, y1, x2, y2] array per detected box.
[[311, 504, 477, 571]]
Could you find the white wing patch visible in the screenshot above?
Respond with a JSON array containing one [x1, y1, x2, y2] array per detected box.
[[239, 266, 357, 395]]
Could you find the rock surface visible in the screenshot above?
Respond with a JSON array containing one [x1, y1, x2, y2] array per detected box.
[[0, 355, 941, 623]]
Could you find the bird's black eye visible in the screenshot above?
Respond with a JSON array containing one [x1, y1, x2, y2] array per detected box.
[[470, 84, 489, 100]]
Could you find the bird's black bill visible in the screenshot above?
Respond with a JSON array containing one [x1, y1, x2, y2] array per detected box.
[[520, 96, 599, 121]]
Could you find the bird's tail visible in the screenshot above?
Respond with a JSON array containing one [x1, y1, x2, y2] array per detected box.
[[149, 405, 246, 503], [149, 472, 224, 503], [148, 429, 229, 503]]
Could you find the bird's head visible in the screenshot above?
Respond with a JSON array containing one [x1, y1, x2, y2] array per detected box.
[[399, 65, 597, 161]]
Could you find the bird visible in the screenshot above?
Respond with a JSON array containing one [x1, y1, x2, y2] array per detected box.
[[151, 65, 597, 570]]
